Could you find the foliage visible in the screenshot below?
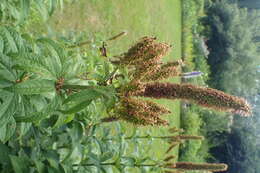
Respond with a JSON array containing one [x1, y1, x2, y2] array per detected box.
[[205, 1, 260, 97], [0, 0, 65, 26]]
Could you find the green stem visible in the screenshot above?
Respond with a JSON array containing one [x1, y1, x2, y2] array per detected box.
[[67, 41, 92, 48], [61, 85, 95, 90], [98, 68, 119, 85], [105, 135, 177, 140], [73, 162, 159, 167]]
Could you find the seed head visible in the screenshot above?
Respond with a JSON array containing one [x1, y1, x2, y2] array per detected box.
[[116, 97, 169, 126], [119, 37, 171, 66], [137, 82, 252, 116]]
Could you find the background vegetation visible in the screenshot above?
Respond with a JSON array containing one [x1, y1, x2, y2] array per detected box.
[[1, 0, 258, 173]]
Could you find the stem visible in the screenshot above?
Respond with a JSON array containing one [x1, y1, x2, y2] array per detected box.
[[106, 31, 127, 41], [67, 41, 92, 48], [61, 85, 95, 90], [100, 116, 120, 123], [68, 31, 127, 49], [105, 135, 177, 141], [73, 163, 159, 167], [73, 162, 116, 167], [98, 68, 119, 85]]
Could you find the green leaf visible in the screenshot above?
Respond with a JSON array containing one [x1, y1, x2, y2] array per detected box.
[[0, 36, 4, 53], [19, 0, 30, 23], [6, 79, 55, 95], [37, 38, 65, 64], [0, 116, 16, 143], [1, 27, 18, 53], [34, 160, 46, 173], [0, 53, 16, 82], [69, 122, 84, 144], [63, 86, 111, 104], [9, 155, 30, 173], [61, 100, 92, 114], [43, 150, 60, 170], [100, 152, 114, 162], [13, 53, 57, 80], [48, 0, 57, 16], [0, 91, 15, 127], [0, 142, 11, 165], [35, 0, 49, 21], [14, 96, 61, 123], [53, 112, 74, 128], [17, 122, 32, 138], [121, 157, 136, 167]]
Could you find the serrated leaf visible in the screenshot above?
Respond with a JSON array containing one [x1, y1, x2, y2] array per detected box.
[[9, 155, 30, 173], [14, 96, 61, 123], [0, 36, 4, 53], [1, 27, 18, 53], [121, 157, 136, 167], [35, 0, 49, 21], [6, 79, 55, 95], [35, 160, 46, 173], [43, 150, 60, 170], [0, 142, 11, 165], [0, 53, 16, 81], [13, 53, 56, 80], [37, 38, 65, 64], [48, 0, 57, 16], [0, 91, 15, 127], [53, 112, 74, 128], [69, 122, 84, 144], [63, 88, 100, 104], [61, 100, 92, 114], [0, 116, 16, 143], [19, 0, 30, 23], [100, 152, 114, 162]]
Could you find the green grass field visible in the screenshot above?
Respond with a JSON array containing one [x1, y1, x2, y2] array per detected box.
[[49, 0, 182, 161]]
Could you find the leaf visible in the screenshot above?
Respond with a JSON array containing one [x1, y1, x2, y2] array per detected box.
[[69, 121, 84, 144], [37, 38, 65, 66], [35, 0, 49, 21], [120, 157, 136, 167], [1, 27, 18, 53], [14, 96, 61, 123], [19, 0, 30, 23], [13, 53, 56, 80], [6, 79, 55, 95], [0, 53, 16, 82], [0, 36, 4, 53], [0, 142, 11, 165], [48, 0, 57, 16], [63, 86, 113, 104], [53, 112, 74, 128], [0, 116, 16, 143], [43, 150, 60, 170], [34, 160, 47, 173], [100, 152, 114, 162], [0, 91, 15, 127], [63, 88, 100, 104], [9, 155, 30, 173], [61, 100, 92, 114]]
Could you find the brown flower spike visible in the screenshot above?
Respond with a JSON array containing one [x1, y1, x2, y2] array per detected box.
[[115, 97, 169, 126], [119, 36, 171, 66], [137, 82, 251, 116], [165, 162, 228, 172]]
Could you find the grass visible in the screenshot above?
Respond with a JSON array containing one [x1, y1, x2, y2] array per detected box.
[[46, 0, 182, 162]]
